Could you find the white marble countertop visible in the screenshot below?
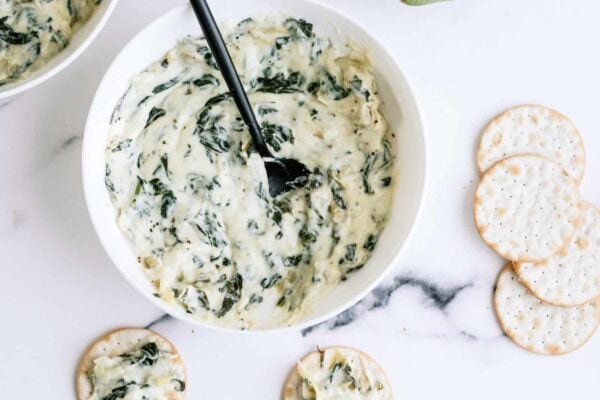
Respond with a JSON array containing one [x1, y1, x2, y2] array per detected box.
[[2, 0, 600, 398]]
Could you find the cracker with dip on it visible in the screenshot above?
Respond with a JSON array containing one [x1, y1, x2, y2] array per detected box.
[[283, 346, 393, 400], [0, 0, 102, 86], [77, 328, 187, 400]]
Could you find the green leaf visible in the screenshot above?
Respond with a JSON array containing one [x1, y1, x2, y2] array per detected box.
[[100, 383, 131, 400], [260, 274, 282, 289], [285, 18, 313, 38], [160, 190, 176, 218], [197, 289, 210, 310], [122, 342, 159, 366], [160, 154, 169, 177], [216, 273, 243, 318], [276, 288, 292, 307], [299, 225, 317, 246], [197, 46, 219, 70], [204, 92, 231, 108], [381, 176, 392, 187], [363, 234, 379, 252], [324, 72, 351, 100], [245, 293, 263, 310], [256, 71, 305, 94], [192, 74, 219, 88], [307, 81, 321, 96], [152, 77, 179, 94], [0, 17, 34, 45], [283, 254, 303, 267], [145, 107, 166, 128], [110, 139, 132, 153], [172, 379, 186, 392], [193, 95, 232, 159], [329, 362, 343, 383], [194, 211, 226, 248], [362, 153, 378, 194], [330, 178, 347, 210], [258, 105, 277, 116], [344, 243, 357, 262], [261, 122, 294, 152], [350, 77, 371, 101], [148, 178, 167, 195]]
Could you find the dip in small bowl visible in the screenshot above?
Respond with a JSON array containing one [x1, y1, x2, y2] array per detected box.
[[0, 0, 117, 102]]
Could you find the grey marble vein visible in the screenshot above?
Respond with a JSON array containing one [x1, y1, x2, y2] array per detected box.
[[459, 330, 478, 341], [301, 274, 471, 336], [0, 210, 25, 236], [30, 132, 84, 170], [60, 134, 81, 149], [144, 313, 173, 329], [43, 134, 83, 165]]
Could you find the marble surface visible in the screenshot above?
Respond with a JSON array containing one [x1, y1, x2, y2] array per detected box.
[[2, 0, 600, 398]]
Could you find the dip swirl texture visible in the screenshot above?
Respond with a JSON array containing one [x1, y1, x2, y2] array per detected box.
[[105, 16, 394, 329]]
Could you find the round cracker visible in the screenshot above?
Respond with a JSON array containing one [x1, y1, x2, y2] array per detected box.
[[282, 367, 304, 400], [474, 154, 580, 262], [76, 328, 187, 400], [283, 346, 392, 400], [494, 265, 600, 355], [477, 105, 585, 182], [515, 202, 600, 306]]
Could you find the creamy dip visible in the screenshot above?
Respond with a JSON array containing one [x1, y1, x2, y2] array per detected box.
[[105, 16, 394, 329], [289, 347, 392, 400], [89, 341, 186, 400], [0, 0, 100, 86]]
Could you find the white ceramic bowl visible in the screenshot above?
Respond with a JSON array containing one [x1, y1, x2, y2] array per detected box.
[[83, 0, 427, 333], [0, 0, 118, 102]]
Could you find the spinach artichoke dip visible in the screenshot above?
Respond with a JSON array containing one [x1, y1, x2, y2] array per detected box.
[[77, 329, 186, 400], [284, 347, 392, 400], [105, 16, 394, 329], [88, 342, 186, 400], [0, 0, 101, 86]]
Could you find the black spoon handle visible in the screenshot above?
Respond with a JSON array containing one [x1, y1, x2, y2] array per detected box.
[[189, 0, 272, 158]]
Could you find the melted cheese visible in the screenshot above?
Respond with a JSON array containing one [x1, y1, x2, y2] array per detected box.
[[0, 0, 100, 86], [89, 342, 185, 400], [296, 348, 392, 400], [105, 16, 394, 329]]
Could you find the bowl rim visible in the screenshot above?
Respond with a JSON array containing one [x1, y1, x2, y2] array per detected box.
[[0, 0, 119, 99], [82, 0, 428, 334]]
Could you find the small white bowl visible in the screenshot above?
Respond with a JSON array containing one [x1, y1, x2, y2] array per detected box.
[[83, 0, 427, 333], [0, 0, 118, 102]]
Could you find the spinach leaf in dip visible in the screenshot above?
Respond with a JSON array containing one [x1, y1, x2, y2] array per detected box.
[[105, 16, 395, 329], [0, 0, 101, 86]]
